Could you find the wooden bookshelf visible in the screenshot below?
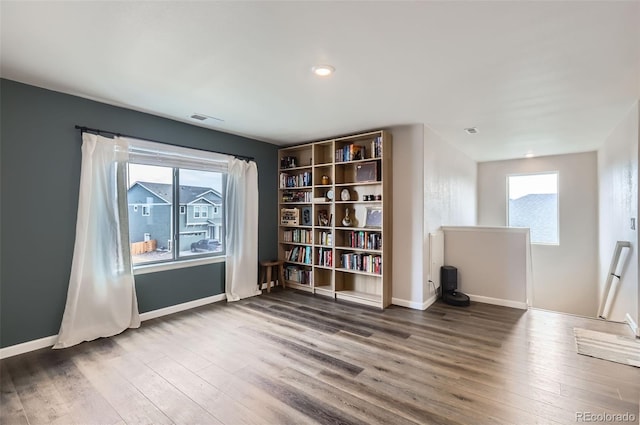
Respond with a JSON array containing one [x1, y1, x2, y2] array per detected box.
[[278, 130, 392, 308]]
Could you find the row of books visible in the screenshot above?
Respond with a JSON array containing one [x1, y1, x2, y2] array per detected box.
[[282, 229, 312, 244], [285, 246, 312, 264], [335, 144, 365, 162], [345, 231, 382, 250], [282, 190, 312, 203], [340, 253, 382, 274], [284, 266, 312, 285], [371, 136, 383, 158], [317, 248, 333, 267], [317, 231, 333, 246], [279, 171, 312, 188]]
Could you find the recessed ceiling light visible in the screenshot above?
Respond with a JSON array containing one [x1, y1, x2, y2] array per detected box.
[[312, 65, 335, 77], [464, 127, 478, 134]]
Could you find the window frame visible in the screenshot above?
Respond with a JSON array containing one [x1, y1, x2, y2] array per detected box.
[[128, 164, 227, 273], [506, 171, 559, 246], [179, 205, 186, 214], [124, 137, 230, 274], [141, 205, 150, 216]]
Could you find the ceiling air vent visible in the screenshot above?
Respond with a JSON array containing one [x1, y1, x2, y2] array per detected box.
[[464, 127, 478, 134], [190, 113, 225, 122]]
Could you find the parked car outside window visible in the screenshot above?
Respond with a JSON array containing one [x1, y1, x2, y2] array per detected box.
[[190, 239, 222, 253]]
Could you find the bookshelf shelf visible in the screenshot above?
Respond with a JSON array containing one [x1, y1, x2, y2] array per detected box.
[[279, 165, 312, 172], [284, 260, 312, 266], [335, 246, 382, 254], [335, 181, 380, 186], [279, 241, 313, 246], [335, 268, 382, 277], [278, 185, 313, 190], [335, 158, 381, 165], [278, 130, 391, 309], [335, 201, 382, 205]]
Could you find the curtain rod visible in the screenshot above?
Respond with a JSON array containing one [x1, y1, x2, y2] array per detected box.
[[74, 125, 255, 162]]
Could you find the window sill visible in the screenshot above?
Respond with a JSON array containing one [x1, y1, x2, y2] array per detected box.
[[134, 255, 226, 275]]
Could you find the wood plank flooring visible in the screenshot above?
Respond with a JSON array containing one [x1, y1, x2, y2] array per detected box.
[[2, 289, 639, 425]]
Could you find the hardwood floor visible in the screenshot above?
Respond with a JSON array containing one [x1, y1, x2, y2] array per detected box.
[[2, 289, 639, 425]]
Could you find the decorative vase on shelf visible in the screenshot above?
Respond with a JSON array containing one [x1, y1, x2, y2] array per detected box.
[[321, 175, 330, 185], [342, 208, 352, 227]]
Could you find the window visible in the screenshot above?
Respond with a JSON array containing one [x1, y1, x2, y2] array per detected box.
[[213, 206, 219, 214], [193, 205, 209, 219], [127, 163, 225, 266], [507, 172, 558, 244]]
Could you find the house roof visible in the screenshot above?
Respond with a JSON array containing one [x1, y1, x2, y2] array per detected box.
[[130, 182, 222, 205], [509, 193, 558, 243]]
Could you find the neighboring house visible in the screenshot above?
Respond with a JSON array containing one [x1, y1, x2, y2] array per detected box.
[[509, 193, 558, 243], [127, 182, 223, 252]]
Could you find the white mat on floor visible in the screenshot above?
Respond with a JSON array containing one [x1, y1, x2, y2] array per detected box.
[[574, 328, 640, 367]]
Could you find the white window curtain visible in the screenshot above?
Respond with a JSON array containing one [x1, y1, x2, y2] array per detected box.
[[225, 158, 261, 301], [54, 133, 140, 349]]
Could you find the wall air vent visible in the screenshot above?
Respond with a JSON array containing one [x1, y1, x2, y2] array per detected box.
[[190, 114, 207, 121], [464, 127, 478, 134]]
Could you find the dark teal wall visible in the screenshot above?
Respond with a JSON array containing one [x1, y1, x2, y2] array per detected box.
[[0, 79, 278, 348]]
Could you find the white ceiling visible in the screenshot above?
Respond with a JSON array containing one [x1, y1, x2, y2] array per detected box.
[[1, 1, 639, 162]]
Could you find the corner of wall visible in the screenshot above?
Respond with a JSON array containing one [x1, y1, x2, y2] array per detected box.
[[389, 124, 426, 307], [597, 101, 639, 324], [422, 125, 478, 305]]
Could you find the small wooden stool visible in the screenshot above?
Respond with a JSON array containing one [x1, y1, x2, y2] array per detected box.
[[259, 260, 285, 293]]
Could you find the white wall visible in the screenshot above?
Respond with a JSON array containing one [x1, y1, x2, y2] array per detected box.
[[443, 226, 529, 309], [477, 152, 599, 317], [423, 126, 477, 304], [597, 101, 639, 330], [390, 124, 477, 309], [390, 124, 426, 308]]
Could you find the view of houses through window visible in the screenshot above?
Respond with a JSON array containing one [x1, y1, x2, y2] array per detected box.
[[507, 172, 559, 245], [127, 163, 225, 266]]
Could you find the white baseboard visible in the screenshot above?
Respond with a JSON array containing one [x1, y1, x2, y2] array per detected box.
[[467, 294, 528, 310], [0, 335, 59, 360], [139, 293, 226, 321], [392, 296, 435, 310], [0, 293, 227, 360], [625, 313, 639, 338]]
